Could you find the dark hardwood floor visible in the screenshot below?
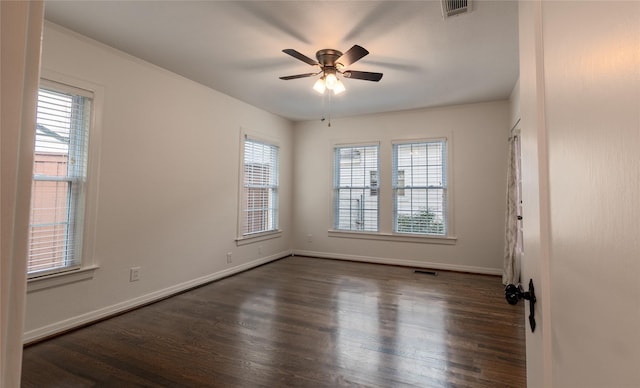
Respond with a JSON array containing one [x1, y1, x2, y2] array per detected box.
[[21, 256, 526, 387]]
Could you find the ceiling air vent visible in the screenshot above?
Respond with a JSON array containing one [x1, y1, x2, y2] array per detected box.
[[441, 0, 472, 18]]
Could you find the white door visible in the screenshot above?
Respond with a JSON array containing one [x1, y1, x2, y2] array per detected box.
[[519, 1, 640, 387]]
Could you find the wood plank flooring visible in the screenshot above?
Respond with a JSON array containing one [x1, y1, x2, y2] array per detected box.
[[21, 256, 526, 387]]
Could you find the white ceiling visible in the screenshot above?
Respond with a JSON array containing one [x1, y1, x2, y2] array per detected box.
[[44, 0, 519, 122]]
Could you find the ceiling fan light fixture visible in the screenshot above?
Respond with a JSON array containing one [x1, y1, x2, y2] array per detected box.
[[313, 77, 326, 94], [325, 72, 338, 90], [333, 80, 345, 95]]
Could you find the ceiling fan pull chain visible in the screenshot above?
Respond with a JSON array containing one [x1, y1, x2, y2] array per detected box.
[[327, 93, 332, 127], [324, 90, 327, 123]]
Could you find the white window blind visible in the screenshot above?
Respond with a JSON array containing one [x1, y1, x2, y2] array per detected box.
[[333, 145, 379, 232], [393, 140, 447, 235], [242, 138, 279, 235], [28, 83, 93, 277]]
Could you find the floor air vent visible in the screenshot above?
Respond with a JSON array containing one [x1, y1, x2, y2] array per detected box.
[[442, 0, 472, 18]]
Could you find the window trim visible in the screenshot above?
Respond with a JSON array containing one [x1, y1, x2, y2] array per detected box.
[[328, 229, 457, 245], [235, 230, 282, 246], [391, 137, 453, 237], [332, 142, 381, 233], [28, 71, 103, 290], [328, 137, 455, 244], [236, 129, 281, 245]]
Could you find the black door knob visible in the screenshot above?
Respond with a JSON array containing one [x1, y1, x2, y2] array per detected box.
[[505, 279, 537, 332], [505, 284, 522, 305]]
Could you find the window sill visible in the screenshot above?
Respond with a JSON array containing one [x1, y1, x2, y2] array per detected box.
[[328, 230, 457, 245], [235, 230, 282, 246], [27, 265, 99, 293]]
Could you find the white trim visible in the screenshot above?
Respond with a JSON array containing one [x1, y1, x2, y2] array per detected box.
[[446, 132, 455, 236], [331, 139, 380, 148], [39, 78, 93, 99], [391, 136, 448, 146], [235, 229, 282, 246], [328, 229, 457, 245], [292, 250, 501, 275], [23, 250, 292, 344], [2, 4, 45, 384], [240, 127, 283, 149], [27, 265, 99, 292]]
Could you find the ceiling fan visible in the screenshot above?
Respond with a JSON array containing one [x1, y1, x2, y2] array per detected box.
[[279, 45, 383, 95]]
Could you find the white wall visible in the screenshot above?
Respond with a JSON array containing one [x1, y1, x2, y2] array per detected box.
[[24, 23, 294, 342], [509, 78, 520, 130], [292, 102, 510, 273]]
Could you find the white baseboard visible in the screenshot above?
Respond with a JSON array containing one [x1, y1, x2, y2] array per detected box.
[[23, 250, 291, 344], [292, 249, 502, 276]]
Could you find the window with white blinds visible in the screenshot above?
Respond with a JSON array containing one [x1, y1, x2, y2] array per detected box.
[[242, 137, 279, 235], [393, 140, 447, 235], [333, 144, 379, 232], [28, 82, 93, 277]]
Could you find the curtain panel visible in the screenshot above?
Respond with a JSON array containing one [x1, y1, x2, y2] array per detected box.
[[503, 135, 521, 285]]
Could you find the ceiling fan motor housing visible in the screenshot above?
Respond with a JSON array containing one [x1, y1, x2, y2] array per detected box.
[[316, 49, 343, 68]]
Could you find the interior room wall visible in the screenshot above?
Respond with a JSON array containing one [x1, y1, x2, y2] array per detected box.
[[292, 101, 510, 273], [510, 78, 520, 129], [24, 23, 294, 342]]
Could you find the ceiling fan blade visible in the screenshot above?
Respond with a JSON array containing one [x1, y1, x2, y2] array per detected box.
[[343, 70, 383, 82], [282, 49, 318, 66], [279, 73, 318, 80], [336, 45, 369, 67]]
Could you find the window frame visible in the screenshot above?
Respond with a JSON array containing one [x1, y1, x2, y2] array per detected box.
[[27, 73, 102, 290], [392, 138, 450, 236], [332, 142, 380, 233], [327, 138, 456, 245], [236, 130, 281, 245]]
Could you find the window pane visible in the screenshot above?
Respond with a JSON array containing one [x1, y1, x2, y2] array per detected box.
[[393, 141, 447, 235], [28, 180, 71, 273], [333, 145, 379, 232], [243, 139, 279, 235]]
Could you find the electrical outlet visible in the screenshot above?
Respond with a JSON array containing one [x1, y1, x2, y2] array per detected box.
[[307, 234, 313, 243], [129, 267, 141, 282], [258, 245, 263, 255], [226, 252, 233, 263]]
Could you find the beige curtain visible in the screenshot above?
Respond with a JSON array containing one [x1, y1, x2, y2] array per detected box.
[[1, 2, 44, 387], [503, 135, 522, 285]]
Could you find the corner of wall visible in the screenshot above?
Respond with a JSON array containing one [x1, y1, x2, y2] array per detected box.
[[509, 77, 521, 129]]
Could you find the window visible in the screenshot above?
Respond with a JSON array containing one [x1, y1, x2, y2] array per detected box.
[[397, 170, 405, 196], [242, 137, 279, 236], [393, 140, 447, 235], [28, 82, 93, 277], [333, 145, 379, 232]]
